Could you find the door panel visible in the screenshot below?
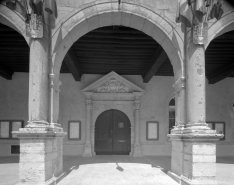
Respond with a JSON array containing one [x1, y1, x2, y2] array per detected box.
[[113, 110, 131, 154], [95, 110, 130, 155], [95, 111, 113, 154]]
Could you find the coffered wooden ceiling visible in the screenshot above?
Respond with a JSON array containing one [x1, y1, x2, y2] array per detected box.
[[0, 23, 234, 84]]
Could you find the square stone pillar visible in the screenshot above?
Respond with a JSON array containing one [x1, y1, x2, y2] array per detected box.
[[13, 126, 66, 185], [181, 134, 222, 185]]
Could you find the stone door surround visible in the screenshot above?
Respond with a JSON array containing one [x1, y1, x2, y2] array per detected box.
[[82, 72, 145, 156]]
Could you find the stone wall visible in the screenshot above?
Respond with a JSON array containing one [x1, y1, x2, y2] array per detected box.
[[0, 73, 234, 156]]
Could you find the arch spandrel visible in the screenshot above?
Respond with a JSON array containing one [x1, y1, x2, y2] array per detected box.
[[0, 4, 29, 44], [52, 1, 185, 82], [206, 11, 234, 49]]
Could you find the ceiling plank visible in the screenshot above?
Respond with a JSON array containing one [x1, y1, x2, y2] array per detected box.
[[208, 62, 234, 84], [0, 64, 14, 80], [142, 47, 168, 83], [63, 48, 83, 81]]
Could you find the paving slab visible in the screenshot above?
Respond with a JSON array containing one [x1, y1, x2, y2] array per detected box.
[[58, 155, 178, 185]]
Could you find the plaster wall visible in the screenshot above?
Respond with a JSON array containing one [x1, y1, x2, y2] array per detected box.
[[0, 73, 234, 156]]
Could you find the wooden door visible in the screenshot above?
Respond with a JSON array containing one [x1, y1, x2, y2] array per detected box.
[[95, 110, 131, 155]]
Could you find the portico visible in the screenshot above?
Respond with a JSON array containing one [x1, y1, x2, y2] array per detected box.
[[0, 1, 234, 185]]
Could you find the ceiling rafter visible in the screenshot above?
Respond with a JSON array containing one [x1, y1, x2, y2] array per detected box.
[[142, 47, 168, 83], [63, 48, 83, 81], [208, 62, 234, 84]]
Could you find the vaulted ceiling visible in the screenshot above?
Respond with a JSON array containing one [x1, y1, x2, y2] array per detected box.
[[0, 23, 234, 84]]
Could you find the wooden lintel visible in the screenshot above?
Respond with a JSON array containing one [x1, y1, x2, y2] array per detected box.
[[64, 48, 83, 81], [142, 47, 168, 83], [0, 64, 14, 80], [208, 62, 234, 84]]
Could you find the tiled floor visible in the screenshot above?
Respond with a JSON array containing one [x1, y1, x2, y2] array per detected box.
[[59, 155, 178, 185]]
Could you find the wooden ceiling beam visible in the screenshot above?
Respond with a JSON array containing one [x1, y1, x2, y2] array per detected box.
[[63, 48, 83, 81], [0, 64, 14, 80], [208, 62, 234, 84], [142, 47, 168, 83]]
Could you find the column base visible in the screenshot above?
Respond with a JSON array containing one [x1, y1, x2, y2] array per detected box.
[[132, 144, 142, 157], [13, 125, 66, 185], [181, 176, 218, 185], [83, 143, 93, 157], [168, 132, 223, 185]]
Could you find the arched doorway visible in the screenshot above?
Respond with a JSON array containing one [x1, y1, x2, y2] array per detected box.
[[95, 109, 131, 155]]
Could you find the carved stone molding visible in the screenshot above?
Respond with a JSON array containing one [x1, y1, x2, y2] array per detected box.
[[86, 100, 92, 110], [97, 78, 129, 93], [173, 77, 186, 93], [49, 73, 62, 92], [135, 100, 141, 110]]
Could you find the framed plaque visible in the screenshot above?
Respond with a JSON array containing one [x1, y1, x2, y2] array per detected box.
[[146, 122, 159, 140], [207, 123, 213, 130], [0, 120, 23, 139], [207, 122, 225, 140], [12, 121, 23, 138], [0, 121, 10, 138], [68, 121, 81, 140], [215, 122, 225, 139]]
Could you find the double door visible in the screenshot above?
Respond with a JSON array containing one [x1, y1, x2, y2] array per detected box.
[[95, 110, 131, 155]]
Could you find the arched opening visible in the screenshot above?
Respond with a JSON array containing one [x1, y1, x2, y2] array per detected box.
[[52, 5, 184, 83], [205, 30, 234, 84], [60, 26, 174, 80], [95, 109, 131, 155]]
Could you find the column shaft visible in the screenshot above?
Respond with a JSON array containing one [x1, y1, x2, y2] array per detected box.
[[133, 100, 142, 156], [83, 99, 93, 156], [28, 38, 49, 124], [186, 39, 207, 129]]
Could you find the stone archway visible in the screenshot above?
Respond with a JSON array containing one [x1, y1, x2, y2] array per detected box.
[[0, 4, 29, 44], [206, 11, 234, 49], [51, 1, 185, 82]]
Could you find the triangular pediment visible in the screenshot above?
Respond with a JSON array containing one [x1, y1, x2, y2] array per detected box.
[[82, 71, 145, 93]]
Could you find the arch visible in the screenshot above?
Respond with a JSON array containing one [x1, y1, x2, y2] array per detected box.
[[206, 11, 234, 49], [0, 4, 29, 44], [52, 2, 184, 82]]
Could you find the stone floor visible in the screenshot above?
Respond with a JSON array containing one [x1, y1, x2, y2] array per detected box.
[[0, 156, 233, 185], [59, 155, 178, 185]]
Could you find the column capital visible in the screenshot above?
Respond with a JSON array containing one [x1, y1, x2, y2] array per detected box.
[[83, 92, 93, 100], [133, 92, 144, 100], [173, 77, 186, 93], [134, 100, 141, 110], [49, 74, 62, 92], [86, 99, 92, 110]]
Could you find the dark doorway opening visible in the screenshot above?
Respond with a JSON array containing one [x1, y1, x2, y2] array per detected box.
[[95, 109, 131, 155]]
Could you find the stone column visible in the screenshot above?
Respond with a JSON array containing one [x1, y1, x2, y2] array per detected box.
[[13, 13, 66, 185], [83, 92, 93, 156], [168, 77, 186, 182], [184, 36, 210, 132], [168, 30, 223, 185], [172, 77, 186, 133], [132, 92, 143, 157]]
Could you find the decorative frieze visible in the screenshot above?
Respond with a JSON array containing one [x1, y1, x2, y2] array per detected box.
[[134, 100, 141, 110], [97, 78, 129, 93], [86, 100, 92, 110]]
